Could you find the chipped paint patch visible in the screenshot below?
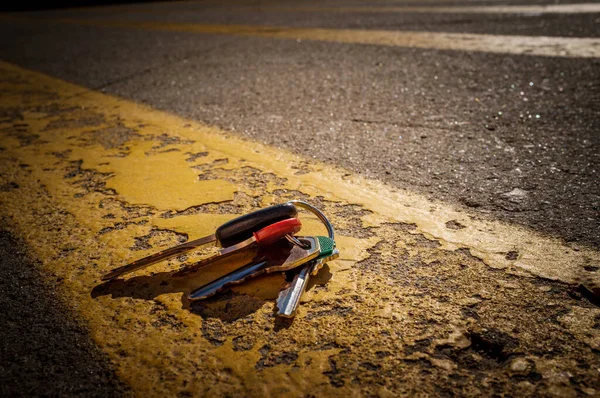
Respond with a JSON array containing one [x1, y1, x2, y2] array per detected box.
[[1, 61, 599, 396], [97, 141, 236, 211]]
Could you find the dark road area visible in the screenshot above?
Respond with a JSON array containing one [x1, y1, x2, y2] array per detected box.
[[0, 228, 127, 397]]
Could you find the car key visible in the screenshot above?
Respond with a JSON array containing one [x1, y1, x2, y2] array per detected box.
[[102, 202, 298, 281], [188, 236, 335, 301], [276, 248, 339, 318]]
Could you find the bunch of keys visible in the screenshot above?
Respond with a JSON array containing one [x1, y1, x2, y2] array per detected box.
[[102, 200, 339, 318]]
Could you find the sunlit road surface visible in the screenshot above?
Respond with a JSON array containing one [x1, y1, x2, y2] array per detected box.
[[1, 1, 599, 396]]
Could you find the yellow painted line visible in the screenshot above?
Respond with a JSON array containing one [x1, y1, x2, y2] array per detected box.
[[1, 61, 599, 395], [248, 3, 600, 15], [53, 17, 600, 58], [51, 1, 600, 14]]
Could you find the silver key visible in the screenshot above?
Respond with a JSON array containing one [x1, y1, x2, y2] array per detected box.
[[188, 236, 321, 301], [276, 248, 339, 318], [103, 217, 300, 281]]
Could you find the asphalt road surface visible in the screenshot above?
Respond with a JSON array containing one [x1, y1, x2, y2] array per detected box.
[[0, 0, 599, 396], [2, 1, 599, 247]]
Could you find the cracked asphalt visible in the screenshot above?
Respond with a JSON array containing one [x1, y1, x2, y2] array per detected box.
[[0, 0, 599, 395]]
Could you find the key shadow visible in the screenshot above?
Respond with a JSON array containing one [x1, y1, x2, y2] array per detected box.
[[92, 241, 333, 324]]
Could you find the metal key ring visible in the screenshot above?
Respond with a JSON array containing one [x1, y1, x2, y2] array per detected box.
[[286, 200, 335, 240]]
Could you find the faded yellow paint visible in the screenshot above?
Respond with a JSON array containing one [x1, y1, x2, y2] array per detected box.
[[48, 1, 600, 15], [100, 142, 236, 211], [49, 17, 600, 58], [247, 3, 600, 15], [1, 61, 599, 396]]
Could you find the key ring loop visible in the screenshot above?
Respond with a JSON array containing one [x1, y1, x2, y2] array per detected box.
[[286, 200, 335, 240]]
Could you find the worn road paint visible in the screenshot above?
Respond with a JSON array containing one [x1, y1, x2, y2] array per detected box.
[[1, 61, 599, 396], [51, 17, 600, 58], [245, 3, 600, 15], [48, 1, 600, 15]]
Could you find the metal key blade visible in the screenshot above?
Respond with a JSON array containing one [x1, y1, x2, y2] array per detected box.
[[102, 217, 301, 281], [188, 258, 270, 300], [101, 234, 216, 281], [276, 264, 311, 318], [276, 249, 339, 318], [188, 236, 320, 301], [101, 203, 298, 281]]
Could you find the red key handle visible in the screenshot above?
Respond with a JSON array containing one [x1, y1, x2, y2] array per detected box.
[[253, 218, 302, 247]]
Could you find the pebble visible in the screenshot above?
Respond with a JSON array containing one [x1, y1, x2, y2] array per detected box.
[[501, 188, 528, 203], [510, 357, 531, 374]]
